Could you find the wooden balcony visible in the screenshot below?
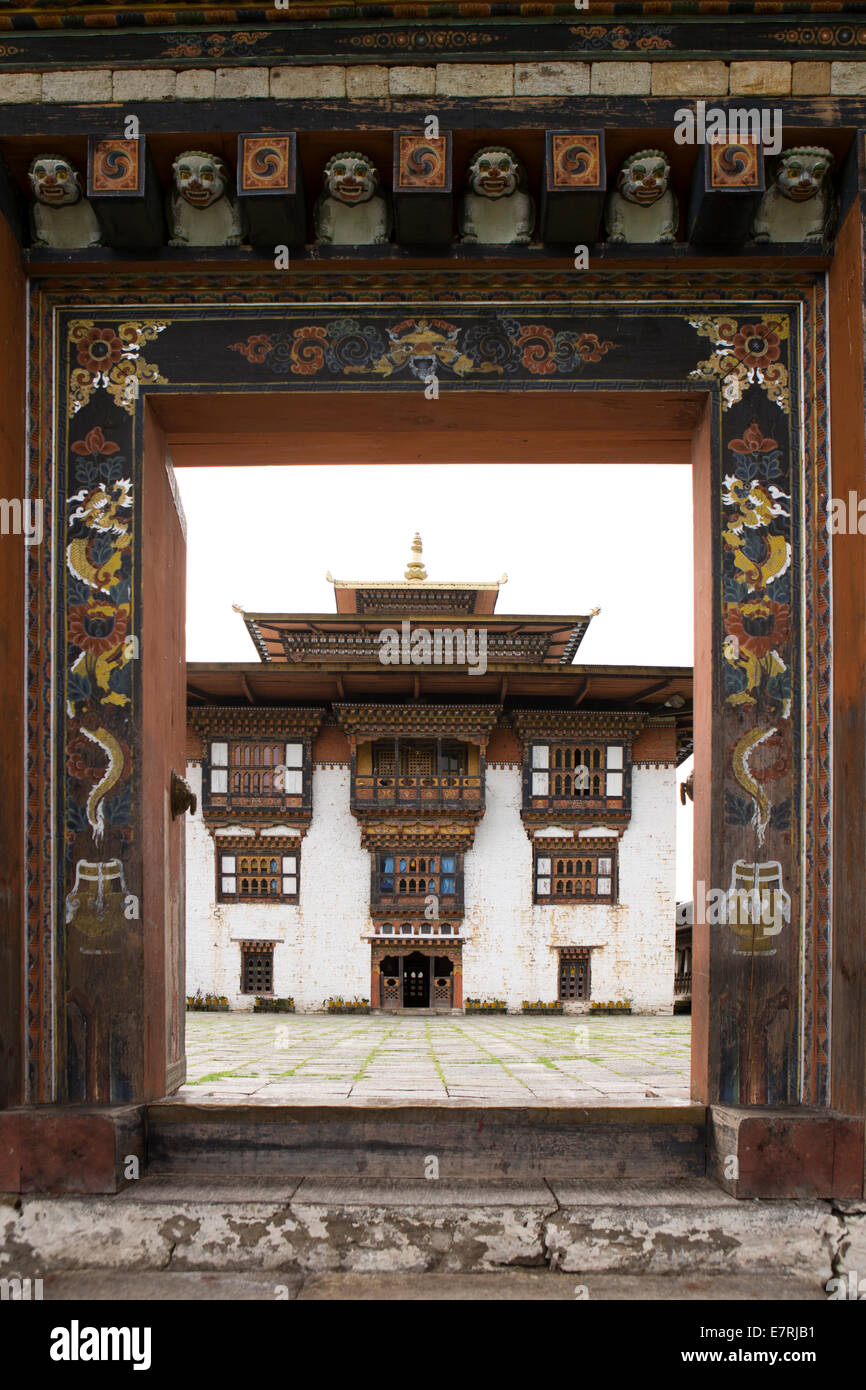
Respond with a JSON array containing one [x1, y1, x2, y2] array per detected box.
[[353, 774, 483, 809]]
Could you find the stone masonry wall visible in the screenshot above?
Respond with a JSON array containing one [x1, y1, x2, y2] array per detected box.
[[185, 758, 677, 1014], [2, 61, 865, 102]]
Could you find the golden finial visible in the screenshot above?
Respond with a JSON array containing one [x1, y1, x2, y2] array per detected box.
[[231, 602, 245, 614], [404, 532, 427, 582]]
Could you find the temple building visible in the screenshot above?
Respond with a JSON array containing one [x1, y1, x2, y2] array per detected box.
[[184, 537, 693, 1014]]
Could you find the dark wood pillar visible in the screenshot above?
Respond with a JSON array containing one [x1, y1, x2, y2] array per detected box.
[[0, 212, 26, 1110], [828, 181, 866, 1122]]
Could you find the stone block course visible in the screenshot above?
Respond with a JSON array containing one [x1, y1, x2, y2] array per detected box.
[[514, 62, 590, 96], [729, 61, 792, 95], [389, 66, 437, 97], [831, 62, 866, 95], [112, 68, 176, 102], [792, 62, 831, 96], [270, 65, 346, 99], [42, 69, 112, 103], [215, 67, 269, 100], [0, 72, 42, 104], [650, 61, 728, 96], [346, 65, 389, 98], [176, 69, 216, 101], [590, 62, 651, 96], [435, 63, 514, 97]]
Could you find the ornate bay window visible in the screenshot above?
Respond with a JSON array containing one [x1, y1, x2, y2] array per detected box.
[[334, 703, 500, 828], [191, 707, 325, 829], [512, 710, 647, 832]]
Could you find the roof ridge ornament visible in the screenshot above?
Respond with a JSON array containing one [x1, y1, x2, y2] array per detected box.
[[404, 532, 427, 583]]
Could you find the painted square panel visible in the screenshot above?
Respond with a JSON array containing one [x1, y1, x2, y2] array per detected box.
[[708, 140, 764, 191], [87, 137, 143, 197], [238, 134, 297, 195], [393, 131, 452, 192], [545, 132, 606, 191]]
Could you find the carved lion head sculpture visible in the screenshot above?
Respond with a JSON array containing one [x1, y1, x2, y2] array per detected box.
[[172, 150, 231, 208], [28, 155, 84, 206], [465, 147, 527, 199], [323, 152, 381, 204], [773, 147, 834, 202], [616, 149, 671, 206]]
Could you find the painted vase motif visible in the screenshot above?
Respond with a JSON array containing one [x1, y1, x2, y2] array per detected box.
[[65, 858, 128, 940], [726, 859, 790, 952]]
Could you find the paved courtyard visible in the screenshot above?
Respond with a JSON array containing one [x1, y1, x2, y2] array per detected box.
[[179, 1013, 691, 1103]]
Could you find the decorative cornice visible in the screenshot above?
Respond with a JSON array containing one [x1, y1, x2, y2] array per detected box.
[[206, 812, 311, 836], [521, 809, 631, 837], [359, 817, 481, 851], [211, 834, 301, 854], [532, 835, 619, 855], [510, 709, 649, 741], [335, 702, 502, 742], [190, 705, 326, 738]]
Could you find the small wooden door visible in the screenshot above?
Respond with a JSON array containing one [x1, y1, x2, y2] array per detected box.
[[402, 951, 430, 1008]]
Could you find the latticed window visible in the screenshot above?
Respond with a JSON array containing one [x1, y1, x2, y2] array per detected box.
[[402, 745, 435, 776], [371, 743, 465, 777], [529, 742, 626, 800], [373, 852, 461, 905], [209, 740, 305, 798], [559, 950, 591, 1001], [534, 849, 616, 902], [218, 849, 299, 902], [242, 945, 274, 994]]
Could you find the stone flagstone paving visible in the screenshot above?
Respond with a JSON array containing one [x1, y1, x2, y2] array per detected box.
[[179, 1013, 691, 1103]]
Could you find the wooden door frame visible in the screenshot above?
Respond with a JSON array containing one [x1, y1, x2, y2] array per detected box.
[[0, 259, 862, 1198]]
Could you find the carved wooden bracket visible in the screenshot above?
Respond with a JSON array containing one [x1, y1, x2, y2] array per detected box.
[[170, 770, 197, 819]]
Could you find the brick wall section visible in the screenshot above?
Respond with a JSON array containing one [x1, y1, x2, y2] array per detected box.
[[631, 727, 677, 764], [485, 727, 522, 765], [3, 61, 866, 102], [312, 725, 351, 764]]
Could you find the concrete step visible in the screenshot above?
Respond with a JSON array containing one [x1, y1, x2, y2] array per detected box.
[[146, 1099, 707, 1180], [1, 1178, 842, 1281], [37, 1270, 827, 1301]]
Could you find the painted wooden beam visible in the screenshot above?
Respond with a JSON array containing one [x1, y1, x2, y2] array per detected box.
[[392, 130, 452, 247], [236, 132, 306, 251], [687, 140, 765, 247]]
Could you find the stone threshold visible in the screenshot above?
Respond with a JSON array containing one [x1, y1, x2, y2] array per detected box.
[[37, 1269, 827, 1302], [0, 1177, 850, 1286]]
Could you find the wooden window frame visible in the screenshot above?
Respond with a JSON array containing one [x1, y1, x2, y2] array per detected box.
[[525, 740, 629, 812], [205, 737, 308, 811], [241, 943, 275, 995], [559, 949, 591, 1002], [371, 850, 464, 911], [217, 840, 300, 903], [534, 845, 617, 903]]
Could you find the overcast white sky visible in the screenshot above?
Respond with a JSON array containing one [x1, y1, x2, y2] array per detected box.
[[176, 462, 694, 897]]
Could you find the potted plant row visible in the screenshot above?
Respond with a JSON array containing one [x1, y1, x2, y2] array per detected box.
[[325, 996, 371, 1014], [464, 998, 507, 1013], [590, 1000, 632, 1014], [186, 990, 229, 1012], [253, 996, 295, 1013], [521, 1000, 564, 1014]]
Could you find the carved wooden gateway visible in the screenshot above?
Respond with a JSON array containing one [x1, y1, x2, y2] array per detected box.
[[0, 3, 864, 1201]]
